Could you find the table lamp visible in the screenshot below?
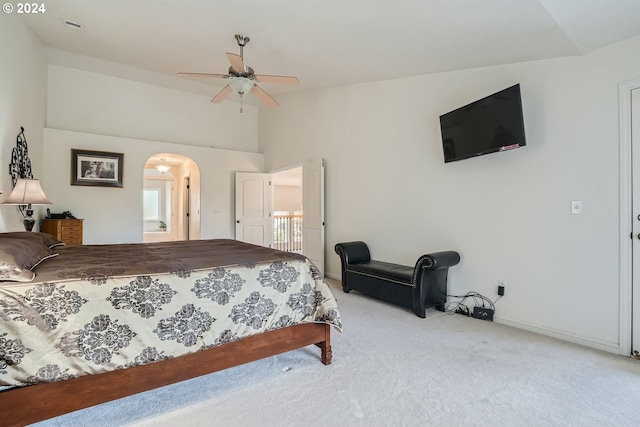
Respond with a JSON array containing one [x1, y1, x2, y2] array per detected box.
[[2, 178, 52, 231]]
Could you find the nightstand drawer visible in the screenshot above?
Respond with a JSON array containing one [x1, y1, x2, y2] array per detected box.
[[61, 230, 82, 244], [41, 219, 84, 246]]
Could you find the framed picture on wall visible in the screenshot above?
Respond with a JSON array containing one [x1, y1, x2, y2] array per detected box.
[[71, 149, 124, 187]]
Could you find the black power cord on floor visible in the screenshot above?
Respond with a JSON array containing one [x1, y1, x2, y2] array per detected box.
[[445, 291, 497, 317]]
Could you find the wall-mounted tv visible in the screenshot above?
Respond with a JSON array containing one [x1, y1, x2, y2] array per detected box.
[[439, 84, 526, 163]]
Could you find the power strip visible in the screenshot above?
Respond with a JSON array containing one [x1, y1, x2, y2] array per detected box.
[[472, 307, 494, 321]]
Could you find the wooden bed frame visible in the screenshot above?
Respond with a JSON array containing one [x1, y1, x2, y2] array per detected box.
[[0, 322, 332, 427]]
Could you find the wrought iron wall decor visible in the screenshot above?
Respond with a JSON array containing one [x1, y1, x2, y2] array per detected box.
[[8, 127, 34, 217]]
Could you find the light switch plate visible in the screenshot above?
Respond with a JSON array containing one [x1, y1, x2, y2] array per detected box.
[[571, 201, 582, 214]]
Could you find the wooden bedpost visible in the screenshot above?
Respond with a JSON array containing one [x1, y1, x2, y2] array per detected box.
[[315, 323, 333, 365]]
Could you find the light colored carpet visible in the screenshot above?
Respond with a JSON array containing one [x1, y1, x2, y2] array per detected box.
[[33, 279, 640, 427]]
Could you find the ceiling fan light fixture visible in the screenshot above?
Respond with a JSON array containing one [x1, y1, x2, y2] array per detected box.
[[177, 34, 296, 111], [229, 77, 255, 95]]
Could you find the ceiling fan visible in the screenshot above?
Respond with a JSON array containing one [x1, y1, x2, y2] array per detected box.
[[178, 34, 299, 112]]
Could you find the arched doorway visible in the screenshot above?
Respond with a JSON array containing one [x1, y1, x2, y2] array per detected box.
[[143, 153, 201, 242]]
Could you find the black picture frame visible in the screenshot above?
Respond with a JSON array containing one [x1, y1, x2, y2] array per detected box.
[[71, 149, 124, 188]]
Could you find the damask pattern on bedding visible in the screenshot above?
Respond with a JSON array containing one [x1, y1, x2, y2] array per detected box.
[[0, 239, 341, 387]]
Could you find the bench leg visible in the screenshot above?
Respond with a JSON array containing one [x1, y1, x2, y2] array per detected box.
[[415, 269, 449, 316], [413, 288, 426, 318], [341, 275, 351, 293]]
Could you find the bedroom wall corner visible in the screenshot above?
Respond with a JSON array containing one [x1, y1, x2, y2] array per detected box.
[[0, 14, 47, 232]]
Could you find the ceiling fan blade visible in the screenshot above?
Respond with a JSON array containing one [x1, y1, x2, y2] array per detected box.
[[255, 75, 299, 85], [226, 53, 245, 73], [211, 85, 233, 103], [251, 85, 279, 108], [177, 72, 229, 79]]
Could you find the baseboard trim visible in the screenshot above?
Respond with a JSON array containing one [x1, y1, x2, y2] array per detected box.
[[324, 272, 340, 281], [325, 274, 621, 355], [495, 317, 621, 355]]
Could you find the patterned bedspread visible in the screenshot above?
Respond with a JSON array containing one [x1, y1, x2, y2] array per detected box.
[[0, 239, 341, 387]]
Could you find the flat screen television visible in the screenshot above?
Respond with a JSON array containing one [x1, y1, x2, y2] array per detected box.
[[439, 84, 526, 163]]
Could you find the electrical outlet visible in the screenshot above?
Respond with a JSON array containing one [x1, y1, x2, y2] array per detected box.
[[498, 280, 505, 296]]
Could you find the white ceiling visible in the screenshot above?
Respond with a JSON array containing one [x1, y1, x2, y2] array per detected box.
[[20, 0, 640, 104], [273, 167, 302, 187]]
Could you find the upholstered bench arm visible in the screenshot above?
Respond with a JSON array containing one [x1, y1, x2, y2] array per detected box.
[[335, 241, 371, 266], [414, 251, 461, 273]]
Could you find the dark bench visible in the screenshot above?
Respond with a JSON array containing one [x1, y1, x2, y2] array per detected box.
[[334, 241, 460, 317]]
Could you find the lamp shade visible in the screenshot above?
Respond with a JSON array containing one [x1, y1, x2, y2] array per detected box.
[[2, 178, 52, 205]]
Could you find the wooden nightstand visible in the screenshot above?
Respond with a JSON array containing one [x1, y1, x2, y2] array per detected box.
[[41, 219, 84, 246]]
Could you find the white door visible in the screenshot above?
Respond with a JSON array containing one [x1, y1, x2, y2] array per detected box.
[[302, 158, 325, 275], [235, 173, 272, 247], [631, 87, 640, 356]]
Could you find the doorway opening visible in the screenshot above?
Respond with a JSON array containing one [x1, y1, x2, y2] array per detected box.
[[272, 167, 303, 253], [143, 153, 201, 242], [235, 159, 325, 274]]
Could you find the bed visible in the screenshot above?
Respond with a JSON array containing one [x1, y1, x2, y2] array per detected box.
[[0, 233, 341, 426]]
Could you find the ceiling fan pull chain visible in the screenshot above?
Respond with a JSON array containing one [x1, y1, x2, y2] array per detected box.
[[240, 94, 244, 113]]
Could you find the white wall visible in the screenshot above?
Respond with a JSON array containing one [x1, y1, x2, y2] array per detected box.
[[47, 65, 259, 152], [274, 185, 302, 213], [43, 128, 263, 243], [259, 35, 640, 353], [43, 65, 264, 243], [0, 14, 47, 231]]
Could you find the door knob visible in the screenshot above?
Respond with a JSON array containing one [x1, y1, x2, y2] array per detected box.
[[236, 220, 240, 223]]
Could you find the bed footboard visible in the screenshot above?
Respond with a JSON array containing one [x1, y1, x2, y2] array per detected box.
[[0, 323, 332, 427]]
